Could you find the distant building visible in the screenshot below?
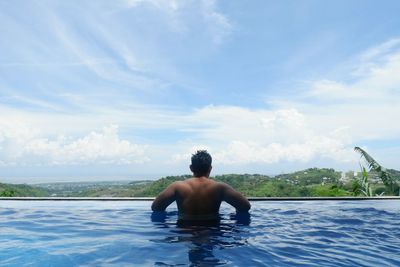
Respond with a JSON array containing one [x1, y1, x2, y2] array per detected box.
[[339, 172, 348, 183]]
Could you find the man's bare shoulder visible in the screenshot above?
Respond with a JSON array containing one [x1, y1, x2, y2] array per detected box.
[[170, 179, 198, 190], [215, 181, 231, 189], [169, 180, 186, 188]]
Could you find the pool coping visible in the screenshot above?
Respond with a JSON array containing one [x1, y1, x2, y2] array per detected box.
[[1, 196, 400, 201]]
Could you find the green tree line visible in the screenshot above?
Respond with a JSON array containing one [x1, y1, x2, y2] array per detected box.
[[1, 167, 399, 197]]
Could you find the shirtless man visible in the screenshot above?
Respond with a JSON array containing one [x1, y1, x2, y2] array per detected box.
[[151, 150, 251, 220]]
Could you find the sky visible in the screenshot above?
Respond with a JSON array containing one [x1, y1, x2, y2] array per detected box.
[[1, 0, 400, 183]]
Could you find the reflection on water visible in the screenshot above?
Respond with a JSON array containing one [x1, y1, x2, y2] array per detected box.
[[151, 211, 251, 266]]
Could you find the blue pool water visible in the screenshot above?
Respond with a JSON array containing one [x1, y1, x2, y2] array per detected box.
[[1, 200, 400, 266]]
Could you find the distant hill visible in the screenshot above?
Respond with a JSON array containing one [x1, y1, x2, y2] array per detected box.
[[72, 169, 352, 197], [2, 167, 399, 197], [274, 168, 340, 185], [38, 180, 145, 197], [0, 183, 49, 197]]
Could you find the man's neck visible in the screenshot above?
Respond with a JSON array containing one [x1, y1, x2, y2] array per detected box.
[[193, 175, 209, 178]]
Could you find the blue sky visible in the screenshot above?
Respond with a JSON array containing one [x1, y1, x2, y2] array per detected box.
[[1, 0, 400, 183]]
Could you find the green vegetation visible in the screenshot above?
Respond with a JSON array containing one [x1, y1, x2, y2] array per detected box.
[[354, 147, 400, 196], [38, 168, 363, 197], [0, 183, 48, 197], [1, 167, 399, 198], [352, 167, 373, 196]]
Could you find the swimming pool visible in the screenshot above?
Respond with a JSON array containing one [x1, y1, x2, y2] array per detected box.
[[1, 200, 399, 266]]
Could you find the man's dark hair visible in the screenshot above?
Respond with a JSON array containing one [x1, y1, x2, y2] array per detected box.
[[191, 150, 212, 176]]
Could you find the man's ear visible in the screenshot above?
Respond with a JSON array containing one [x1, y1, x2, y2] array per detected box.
[[207, 166, 212, 175]]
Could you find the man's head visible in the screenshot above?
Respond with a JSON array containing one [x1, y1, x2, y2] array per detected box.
[[190, 150, 212, 177]]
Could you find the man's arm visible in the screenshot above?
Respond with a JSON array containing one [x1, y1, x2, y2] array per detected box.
[[221, 183, 251, 212], [151, 182, 178, 211]]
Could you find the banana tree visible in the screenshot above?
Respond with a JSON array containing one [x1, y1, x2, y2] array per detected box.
[[352, 166, 373, 196], [354, 147, 399, 196]]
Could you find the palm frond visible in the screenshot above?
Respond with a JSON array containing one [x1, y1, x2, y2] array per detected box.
[[354, 147, 380, 170], [354, 146, 398, 195]]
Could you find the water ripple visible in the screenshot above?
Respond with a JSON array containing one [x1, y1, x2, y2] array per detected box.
[[1, 200, 400, 266]]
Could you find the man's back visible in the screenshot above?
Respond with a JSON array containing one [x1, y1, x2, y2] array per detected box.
[[175, 177, 223, 217], [151, 150, 251, 219], [152, 176, 250, 218]]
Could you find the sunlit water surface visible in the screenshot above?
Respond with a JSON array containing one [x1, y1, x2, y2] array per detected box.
[[0, 200, 400, 266]]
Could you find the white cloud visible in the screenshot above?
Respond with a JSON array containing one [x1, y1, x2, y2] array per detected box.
[[213, 137, 355, 165], [0, 0, 233, 109], [171, 106, 356, 166], [0, 124, 148, 166], [4, 38, 399, 170], [258, 38, 400, 170], [166, 38, 400, 168], [294, 40, 400, 144], [0, 101, 376, 170], [309, 38, 400, 102], [356, 38, 400, 70], [125, 0, 232, 43], [171, 145, 211, 163], [201, 0, 233, 44], [0, 102, 356, 168], [2, 2, 400, 175], [185, 106, 313, 145]]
